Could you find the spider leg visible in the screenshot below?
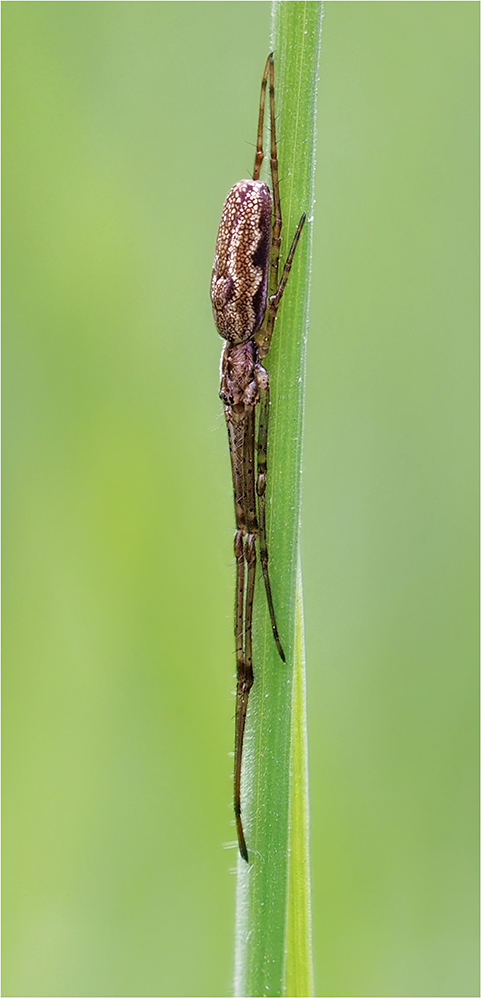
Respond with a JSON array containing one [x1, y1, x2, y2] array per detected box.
[[255, 54, 306, 360], [234, 526, 250, 862], [253, 53, 271, 181], [235, 528, 255, 863], [256, 375, 285, 661], [227, 405, 258, 862], [256, 211, 306, 360], [268, 54, 282, 306]]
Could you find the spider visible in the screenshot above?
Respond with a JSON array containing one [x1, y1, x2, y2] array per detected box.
[[211, 53, 305, 862]]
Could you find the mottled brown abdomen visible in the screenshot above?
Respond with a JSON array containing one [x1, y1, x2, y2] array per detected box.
[[211, 179, 272, 344]]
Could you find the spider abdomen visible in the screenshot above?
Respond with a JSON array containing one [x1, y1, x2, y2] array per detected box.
[[211, 179, 272, 344]]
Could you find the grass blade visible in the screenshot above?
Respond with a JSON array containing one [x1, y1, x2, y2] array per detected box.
[[234, 4, 322, 996], [284, 558, 314, 997]]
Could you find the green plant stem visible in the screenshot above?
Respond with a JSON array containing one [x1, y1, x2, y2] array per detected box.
[[234, 4, 322, 997], [284, 557, 314, 997]]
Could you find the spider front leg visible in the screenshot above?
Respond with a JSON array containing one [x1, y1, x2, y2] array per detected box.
[[234, 521, 256, 863], [233, 524, 252, 864], [225, 397, 259, 864]]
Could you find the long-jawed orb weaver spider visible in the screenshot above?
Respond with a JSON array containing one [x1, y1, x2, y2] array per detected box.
[[211, 53, 305, 862]]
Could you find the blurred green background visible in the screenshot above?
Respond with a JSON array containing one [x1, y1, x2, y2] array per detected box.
[[2, 3, 478, 996]]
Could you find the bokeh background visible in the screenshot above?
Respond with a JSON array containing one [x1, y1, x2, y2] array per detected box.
[[2, 3, 478, 996]]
